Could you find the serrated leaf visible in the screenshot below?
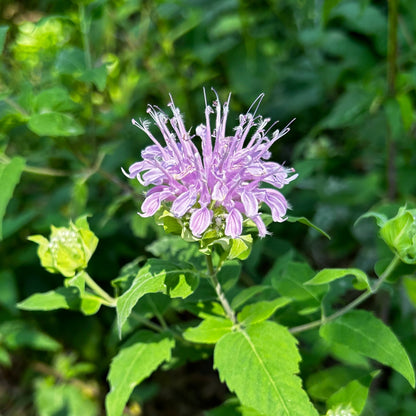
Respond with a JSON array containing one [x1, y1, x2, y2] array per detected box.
[[105, 330, 174, 416], [214, 321, 318, 416], [0, 156, 25, 240], [305, 268, 370, 290], [28, 112, 85, 137], [17, 286, 102, 315], [287, 216, 330, 239], [237, 297, 291, 325], [320, 310, 415, 387], [116, 259, 199, 334], [183, 316, 233, 344]]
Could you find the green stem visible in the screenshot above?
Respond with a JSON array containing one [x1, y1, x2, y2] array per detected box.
[[290, 255, 401, 334], [147, 297, 168, 329], [386, 0, 398, 200], [206, 254, 236, 323], [79, 3, 92, 70], [83, 272, 116, 307]]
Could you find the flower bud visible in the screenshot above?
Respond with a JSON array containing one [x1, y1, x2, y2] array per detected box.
[[380, 207, 416, 264], [28, 216, 98, 277]]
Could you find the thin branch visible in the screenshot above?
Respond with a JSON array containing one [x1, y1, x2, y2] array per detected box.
[[290, 255, 401, 334]]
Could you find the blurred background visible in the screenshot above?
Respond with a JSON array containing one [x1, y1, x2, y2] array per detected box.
[[1, 0, 416, 415]]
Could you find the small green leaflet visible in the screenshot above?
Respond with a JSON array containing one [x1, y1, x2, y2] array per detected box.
[[116, 258, 199, 334], [305, 268, 370, 290], [105, 330, 174, 416], [184, 316, 233, 344], [0, 157, 25, 240], [287, 216, 330, 239], [320, 310, 415, 387], [214, 321, 318, 416], [237, 297, 292, 326]]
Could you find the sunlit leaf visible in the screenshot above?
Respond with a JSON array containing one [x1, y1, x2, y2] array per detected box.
[[116, 259, 199, 334], [214, 321, 318, 416], [106, 330, 174, 416]]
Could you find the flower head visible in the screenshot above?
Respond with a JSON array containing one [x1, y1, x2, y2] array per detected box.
[[123, 90, 297, 240], [28, 216, 98, 277]]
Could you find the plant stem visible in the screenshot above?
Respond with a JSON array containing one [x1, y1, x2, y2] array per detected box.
[[206, 254, 236, 323], [83, 272, 116, 307], [289, 255, 401, 334], [386, 0, 398, 200]]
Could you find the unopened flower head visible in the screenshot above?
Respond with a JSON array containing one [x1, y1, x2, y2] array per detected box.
[[123, 90, 297, 240]]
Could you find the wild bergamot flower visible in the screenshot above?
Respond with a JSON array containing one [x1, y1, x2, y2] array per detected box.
[[123, 90, 297, 240]]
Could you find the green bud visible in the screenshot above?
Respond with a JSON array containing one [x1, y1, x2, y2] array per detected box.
[[380, 207, 416, 264], [28, 216, 98, 277]]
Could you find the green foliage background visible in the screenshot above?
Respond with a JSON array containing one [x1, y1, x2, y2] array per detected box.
[[1, 0, 416, 414]]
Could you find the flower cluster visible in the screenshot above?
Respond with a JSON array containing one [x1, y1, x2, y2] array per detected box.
[[123, 90, 297, 239]]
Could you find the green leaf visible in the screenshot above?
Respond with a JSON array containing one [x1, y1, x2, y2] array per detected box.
[[79, 65, 108, 91], [320, 310, 415, 387], [0, 25, 9, 53], [237, 297, 292, 325], [403, 276, 416, 307], [0, 320, 60, 351], [55, 47, 86, 75], [183, 316, 233, 344], [214, 321, 318, 416], [33, 87, 78, 113], [0, 156, 25, 240], [307, 366, 369, 401], [35, 378, 98, 416], [17, 286, 102, 315], [28, 112, 85, 137], [231, 285, 272, 310], [229, 235, 253, 260], [287, 216, 330, 239], [305, 268, 370, 290], [106, 330, 174, 416], [269, 261, 328, 313], [116, 259, 199, 334], [327, 371, 379, 415], [322, 0, 343, 24], [379, 207, 416, 264]]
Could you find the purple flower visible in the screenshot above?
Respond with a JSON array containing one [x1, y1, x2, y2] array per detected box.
[[123, 90, 297, 239]]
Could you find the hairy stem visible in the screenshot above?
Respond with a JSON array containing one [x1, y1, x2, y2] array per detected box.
[[206, 254, 236, 323], [290, 255, 401, 334]]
